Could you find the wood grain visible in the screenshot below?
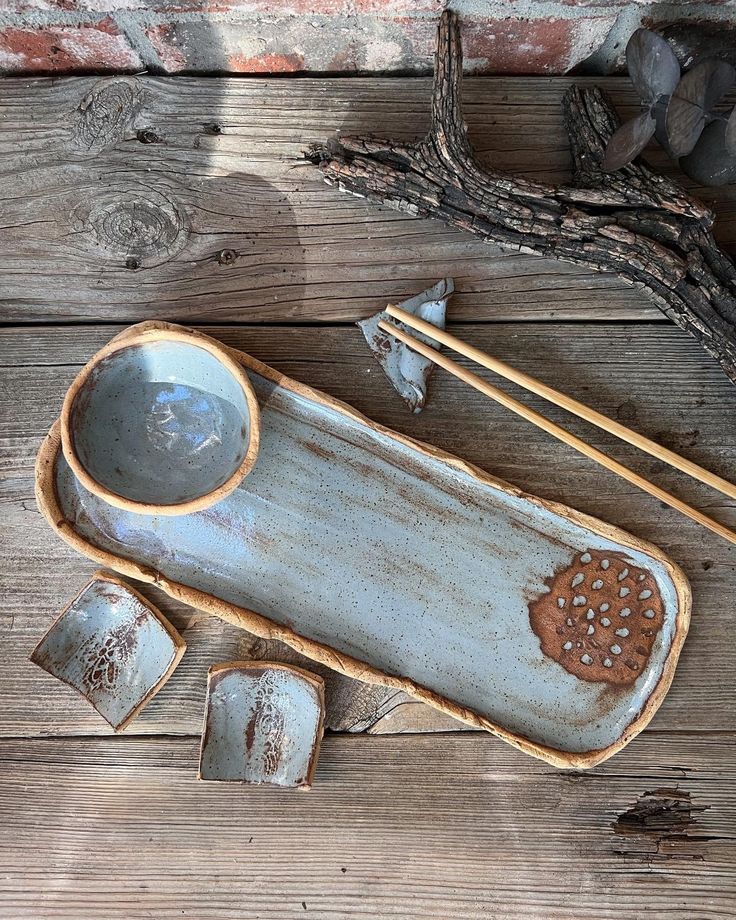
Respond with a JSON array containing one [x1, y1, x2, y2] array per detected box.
[[386, 304, 736, 501], [2, 70, 735, 919], [378, 319, 736, 544], [0, 75, 733, 324], [1, 323, 734, 738], [0, 732, 733, 920]]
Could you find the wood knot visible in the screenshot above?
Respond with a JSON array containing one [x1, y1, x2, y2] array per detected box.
[[614, 789, 697, 838], [72, 79, 145, 154], [218, 248, 238, 265], [136, 128, 162, 145], [238, 636, 269, 660], [72, 185, 189, 268]]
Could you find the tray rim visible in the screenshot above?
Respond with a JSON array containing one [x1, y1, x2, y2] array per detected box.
[[36, 321, 692, 769]]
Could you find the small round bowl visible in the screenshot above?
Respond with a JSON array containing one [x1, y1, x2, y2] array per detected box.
[[61, 326, 260, 516]]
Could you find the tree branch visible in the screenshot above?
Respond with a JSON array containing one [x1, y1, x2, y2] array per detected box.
[[306, 10, 736, 385]]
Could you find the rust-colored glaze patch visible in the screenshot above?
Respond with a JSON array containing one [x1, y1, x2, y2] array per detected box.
[[79, 616, 140, 693], [203, 502, 278, 555], [245, 673, 286, 779], [201, 663, 322, 786], [97, 588, 122, 604], [301, 439, 337, 462], [529, 549, 664, 686], [30, 610, 141, 696], [370, 329, 393, 357]]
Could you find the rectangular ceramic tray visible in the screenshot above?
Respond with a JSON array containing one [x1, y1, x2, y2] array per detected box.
[[36, 322, 690, 768]]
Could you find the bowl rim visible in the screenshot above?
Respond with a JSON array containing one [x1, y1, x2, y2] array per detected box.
[[60, 325, 261, 516]]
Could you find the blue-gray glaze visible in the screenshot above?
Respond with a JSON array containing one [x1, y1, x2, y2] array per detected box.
[[200, 665, 323, 786], [358, 277, 453, 413], [30, 577, 182, 730], [71, 340, 251, 505], [54, 372, 682, 754]]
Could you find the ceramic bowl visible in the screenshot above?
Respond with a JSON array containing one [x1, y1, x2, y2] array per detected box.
[[61, 325, 260, 515], [30, 571, 186, 731], [199, 662, 325, 788]]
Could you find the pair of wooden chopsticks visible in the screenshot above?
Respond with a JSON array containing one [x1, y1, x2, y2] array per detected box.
[[378, 305, 736, 546]]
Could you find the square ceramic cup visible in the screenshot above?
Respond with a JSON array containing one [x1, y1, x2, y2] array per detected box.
[[30, 571, 186, 730], [199, 661, 325, 789]]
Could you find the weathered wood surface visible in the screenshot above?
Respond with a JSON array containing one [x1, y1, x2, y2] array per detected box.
[[0, 74, 734, 324], [0, 732, 734, 920], [1, 323, 734, 739], [1, 71, 735, 920]]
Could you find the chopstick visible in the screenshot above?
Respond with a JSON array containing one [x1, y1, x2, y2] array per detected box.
[[377, 317, 736, 546], [386, 303, 736, 502]]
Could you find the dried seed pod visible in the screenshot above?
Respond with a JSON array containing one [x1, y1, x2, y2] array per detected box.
[[666, 59, 736, 157], [626, 29, 681, 103]]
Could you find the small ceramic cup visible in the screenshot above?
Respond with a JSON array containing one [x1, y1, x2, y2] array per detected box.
[[61, 325, 260, 516]]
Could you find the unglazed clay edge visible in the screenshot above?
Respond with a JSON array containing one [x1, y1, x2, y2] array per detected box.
[[59, 326, 261, 516]]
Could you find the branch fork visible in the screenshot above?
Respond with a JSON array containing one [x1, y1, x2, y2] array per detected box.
[[307, 11, 736, 385]]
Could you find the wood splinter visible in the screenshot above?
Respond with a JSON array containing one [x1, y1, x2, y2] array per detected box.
[[306, 10, 736, 387]]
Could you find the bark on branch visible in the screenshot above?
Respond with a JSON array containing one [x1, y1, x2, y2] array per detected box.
[[306, 10, 736, 386]]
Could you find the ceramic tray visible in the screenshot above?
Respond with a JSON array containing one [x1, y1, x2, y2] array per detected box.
[[36, 322, 691, 769]]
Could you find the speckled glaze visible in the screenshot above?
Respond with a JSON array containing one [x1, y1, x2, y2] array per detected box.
[[199, 662, 325, 788], [36, 322, 691, 769], [60, 327, 260, 515], [30, 571, 186, 730]]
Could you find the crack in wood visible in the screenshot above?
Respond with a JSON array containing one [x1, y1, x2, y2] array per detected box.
[[612, 787, 719, 863]]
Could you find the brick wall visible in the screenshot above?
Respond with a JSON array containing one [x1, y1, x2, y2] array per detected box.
[[1, 1, 734, 76]]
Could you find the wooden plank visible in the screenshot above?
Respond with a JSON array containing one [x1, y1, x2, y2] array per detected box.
[[1, 322, 734, 738], [0, 76, 733, 324], [0, 732, 734, 920]]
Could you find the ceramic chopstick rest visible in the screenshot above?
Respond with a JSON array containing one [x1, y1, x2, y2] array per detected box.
[[30, 571, 186, 731], [358, 277, 453, 413], [199, 662, 325, 789]]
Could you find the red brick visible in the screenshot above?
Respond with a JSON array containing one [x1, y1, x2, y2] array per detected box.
[[229, 51, 305, 72], [152, 12, 613, 76], [144, 20, 306, 73], [91, 0, 441, 11], [398, 14, 617, 74], [144, 23, 187, 71], [0, 19, 142, 72], [557, 0, 627, 5], [11, 0, 78, 10], [0, 7, 625, 76], [462, 17, 578, 73]]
